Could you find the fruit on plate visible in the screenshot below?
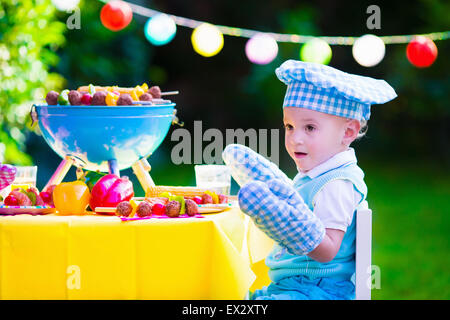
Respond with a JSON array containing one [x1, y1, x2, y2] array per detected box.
[[26, 186, 45, 206], [80, 93, 92, 105], [105, 92, 119, 106], [192, 196, 203, 205], [148, 85, 161, 98], [45, 90, 59, 105], [57, 89, 70, 105], [40, 184, 56, 207], [202, 193, 213, 204], [171, 195, 186, 214], [53, 180, 91, 215], [156, 192, 186, 214], [139, 93, 152, 101], [143, 197, 167, 215], [136, 201, 152, 217], [185, 199, 199, 216], [144, 196, 169, 207], [4, 194, 19, 206], [3, 187, 47, 206], [130, 86, 145, 101], [218, 194, 228, 204], [8, 189, 32, 206], [204, 190, 219, 204], [115, 201, 133, 217], [68, 90, 82, 105], [89, 174, 134, 212], [165, 200, 181, 217], [151, 203, 166, 215], [91, 91, 107, 105], [39, 191, 52, 206], [117, 93, 133, 105], [44, 83, 172, 106]]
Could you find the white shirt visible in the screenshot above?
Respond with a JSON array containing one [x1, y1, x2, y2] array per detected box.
[[296, 148, 362, 232]]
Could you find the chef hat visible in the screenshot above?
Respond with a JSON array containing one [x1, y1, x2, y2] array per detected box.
[[275, 60, 397, 121]]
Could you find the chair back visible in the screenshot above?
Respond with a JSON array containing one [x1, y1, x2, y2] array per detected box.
[[355, 200, 372, 300]]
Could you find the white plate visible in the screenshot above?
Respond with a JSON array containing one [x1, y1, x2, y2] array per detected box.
[[198, 203, 235, 214], [0, 205, 56, 215]]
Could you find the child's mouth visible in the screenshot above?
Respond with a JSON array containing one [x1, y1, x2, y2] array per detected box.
[[294, 152, 307, 159]]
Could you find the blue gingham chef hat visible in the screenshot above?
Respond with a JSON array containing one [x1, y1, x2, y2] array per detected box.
[[275, 60, 397, 121]]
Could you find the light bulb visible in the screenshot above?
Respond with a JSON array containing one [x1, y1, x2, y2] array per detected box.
[[191, 23, 224, 57], [144, 14, 177, 46], [352, 34, 385, 67], [245, 34, 278, 65]]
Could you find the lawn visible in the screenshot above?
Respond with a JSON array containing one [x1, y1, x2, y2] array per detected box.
[[362, 160, 450, 300], [131, 154, 450, 300]]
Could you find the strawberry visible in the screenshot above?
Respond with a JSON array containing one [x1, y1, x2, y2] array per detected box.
[[9, 189, 32, 206], [218, 194, 228, 204], [41, 184, 56, 206], [192, 196, 203, 205], [27, 187, 45, 206], [151, 203, 166, 215], [80, 93, 92, 105], [4, 195, 19, 206], [40, 191, 52, 205]]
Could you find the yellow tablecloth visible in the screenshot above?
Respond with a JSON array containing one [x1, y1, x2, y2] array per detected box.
[[0, 208, 274, 299]]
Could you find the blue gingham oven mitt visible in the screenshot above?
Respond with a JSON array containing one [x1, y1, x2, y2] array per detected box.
[[222, 144, 325, 255]]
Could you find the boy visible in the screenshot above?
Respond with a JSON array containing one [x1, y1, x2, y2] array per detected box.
[[222, 60, 397, 299]]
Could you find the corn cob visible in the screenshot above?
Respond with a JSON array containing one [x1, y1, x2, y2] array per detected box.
[[77, 86, 138, 94], [77, 86, 178, 96], [146, 186, 210, 198]]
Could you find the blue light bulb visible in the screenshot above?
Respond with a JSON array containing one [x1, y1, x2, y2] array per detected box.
[[144, 14, 177, 46]]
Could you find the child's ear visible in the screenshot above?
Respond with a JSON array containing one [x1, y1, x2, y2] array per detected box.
[[342, 120, 361, 145]]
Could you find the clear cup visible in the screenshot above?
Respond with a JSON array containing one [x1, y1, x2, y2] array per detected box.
[[10, 166, 37, 190], [0, 166, 37, 199], [195, 165, 231, 195]]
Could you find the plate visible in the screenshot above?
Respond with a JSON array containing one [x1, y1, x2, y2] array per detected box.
[[198, 203, 234, 214], [0, 205, 56, 215], [95, 202, 236, 215]]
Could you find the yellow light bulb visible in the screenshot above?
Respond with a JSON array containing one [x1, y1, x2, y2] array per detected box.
[[191, 23, 224, 57]]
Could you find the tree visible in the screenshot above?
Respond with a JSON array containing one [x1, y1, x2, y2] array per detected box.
[[0, 0, 66, 164]]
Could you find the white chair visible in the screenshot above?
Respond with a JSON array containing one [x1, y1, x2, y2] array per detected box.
[[355, 200, 372, 300]]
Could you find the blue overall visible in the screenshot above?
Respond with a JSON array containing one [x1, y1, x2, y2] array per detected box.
[[250, 163, 367, 300]]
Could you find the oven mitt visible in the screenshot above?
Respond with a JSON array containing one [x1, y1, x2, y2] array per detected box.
[[222, 144, 292, 187], [0, 164, 16, 191], [238, 178, 325, 255]]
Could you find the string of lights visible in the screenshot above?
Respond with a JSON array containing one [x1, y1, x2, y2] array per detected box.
[[53, 0, 449, 67]]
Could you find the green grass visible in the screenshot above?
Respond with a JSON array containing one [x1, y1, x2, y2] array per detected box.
[[139, 157, 450, 299], [362, 160, 450, 299]]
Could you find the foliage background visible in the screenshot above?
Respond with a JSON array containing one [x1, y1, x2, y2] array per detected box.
[[1, 0, 449, 299]]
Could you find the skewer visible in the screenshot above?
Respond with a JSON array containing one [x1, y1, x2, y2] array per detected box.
[[131, 101, 152, 105], [160, 91, 179, 96], [131, 99, 172, 105], [153, 99, 173, 104], [76, 86, 179, 97]]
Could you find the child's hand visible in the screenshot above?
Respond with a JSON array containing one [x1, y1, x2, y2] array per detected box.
[[238, 178, 325, 255], [222, 144, 291, 187]]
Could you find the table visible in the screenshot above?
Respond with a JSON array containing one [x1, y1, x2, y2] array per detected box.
[[0, 208, 274, 299]]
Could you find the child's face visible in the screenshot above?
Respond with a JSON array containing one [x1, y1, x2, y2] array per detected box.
[[283, 107, 355, 172]]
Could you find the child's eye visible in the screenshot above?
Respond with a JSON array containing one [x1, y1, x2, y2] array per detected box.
[[305, 125, 316, 132], [284, 124, 293, 130]]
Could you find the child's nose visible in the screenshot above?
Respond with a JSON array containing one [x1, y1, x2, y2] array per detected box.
[[290, 131, 305, 145]]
